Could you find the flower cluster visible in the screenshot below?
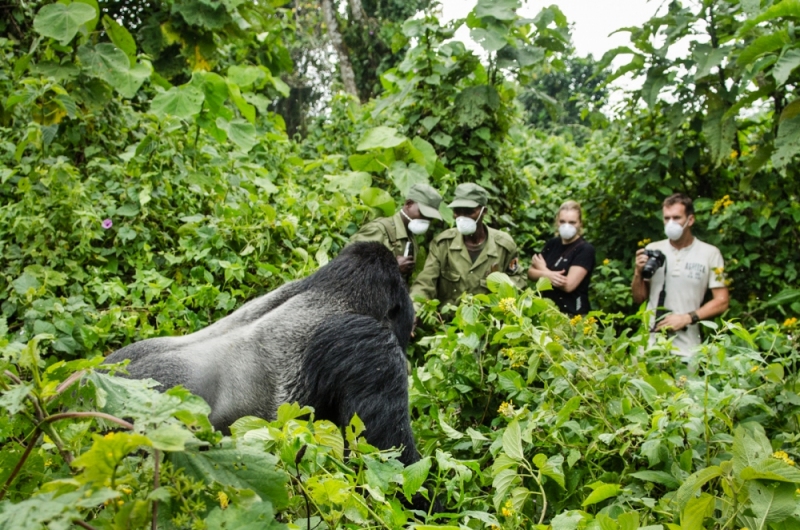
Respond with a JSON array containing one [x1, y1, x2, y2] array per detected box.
[[772, 451, 795, 466], [582, 316, 598, 335], [498, 401, 515, 418], [637, 238, 651, 247], [498, 297, 516, 314], [501, 499, 515, 518], [783, 317, 798, 328], [602, 258, 610, 266], [749, 365, 759, 373], [569, 314, 583, 326], [712, 194, 734, 214], [502, 348, 527, 368]]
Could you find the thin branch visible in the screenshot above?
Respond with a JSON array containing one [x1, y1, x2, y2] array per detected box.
[[44, 412, 134, 430], [0, 430, 42, 501]]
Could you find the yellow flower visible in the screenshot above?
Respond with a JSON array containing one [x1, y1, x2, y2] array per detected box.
[[501, 499, 515, 517], [218, 491, 229, 509], [712, 195, 734, 214], [498, 401, 515, 418], [603, 258, 610, 266], [750, 366, 759, 373], [120, 486, 132, 495], [730, 150, 739, 159], [637, 238, 652, 248], [570, 314, 583, 326], [498, 297, 516, 314], [772, 451, 795, 466], [783, 317, 798, 328]]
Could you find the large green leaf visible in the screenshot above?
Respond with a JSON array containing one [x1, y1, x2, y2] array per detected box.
[[77, 43, 151, 98], [502, 419, 524, 460], [228, 65, 265, 89], [325, 172, 372, 195], [360, 187, 395, 216], [534, 453, 565, 488], [737, 31, 790, 66], [402, 456, 431, 500], [410, 137, 437, 175], [33, 2, 97, 45], [748, 481, 798, 528], [675, 466, 723, 509], [205, 501, 284, 530], [581, 483, 621, 507], [388, 161, 428, 196], [703, 96, 736, 167], [693, 44, 730, 80], [680, 492, 714, 530], [171, 441, 289, 509], [102, 15, 136, 66], [455, 85, 500, 128], [470, 26, 507, 52], [773, 48, 800, 86], [357, 126, 407, 150], [191, 71, 229, 115], [474, 0, 520, 21], [150, 86, 205, 119], [630, 470, 680, 489], [216, 118, 258, 152], [740, 458, 800, 483]]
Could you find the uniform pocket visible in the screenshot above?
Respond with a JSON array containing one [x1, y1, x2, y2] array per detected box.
[[441, 270, 460, 283]]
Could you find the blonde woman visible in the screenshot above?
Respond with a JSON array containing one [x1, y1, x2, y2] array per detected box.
[[527, 200, 596, 315]]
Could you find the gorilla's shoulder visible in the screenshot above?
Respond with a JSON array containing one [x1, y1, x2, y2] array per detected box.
[[433, 228, 459, 243], [490, 228, 517, 252], [337, 241, 396, 264]]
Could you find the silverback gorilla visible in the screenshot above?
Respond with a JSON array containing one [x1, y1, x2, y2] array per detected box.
[[104, 242, 419, 465]]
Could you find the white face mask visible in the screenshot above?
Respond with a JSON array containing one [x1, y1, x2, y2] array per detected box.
[[665, 219, 687, 241], [559, 223, 577, 241], [401, 209, 430, 235], [455, 207, 484, 235], [407, 219, 430, 235]]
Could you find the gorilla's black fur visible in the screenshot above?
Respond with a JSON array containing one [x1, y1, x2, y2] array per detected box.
[[105, 242, 419, 465]]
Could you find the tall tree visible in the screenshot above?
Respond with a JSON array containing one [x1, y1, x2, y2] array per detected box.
[[321, 0, 359, 98]]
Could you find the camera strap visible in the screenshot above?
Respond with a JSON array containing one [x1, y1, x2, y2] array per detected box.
[[652, 260, 669, 332]]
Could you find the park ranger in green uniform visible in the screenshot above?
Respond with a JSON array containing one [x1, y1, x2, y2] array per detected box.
[[349, 183, 443, 281], [410, 183, 525, 309]]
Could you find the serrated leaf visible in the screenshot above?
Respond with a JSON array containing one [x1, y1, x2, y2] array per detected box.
[[205, 501, 283, 530], [72, 432, 152, 485], [470, 26, 507, 52], [216, 118, 257, 152], [774, 48, 800, 86], [474, 0, 519, 21], [534, 454, 566, 488], [749, 481, 797, 526], [402, 457, 431, 500], [227, 65, 265, 88], [33, 2, 97, 45]]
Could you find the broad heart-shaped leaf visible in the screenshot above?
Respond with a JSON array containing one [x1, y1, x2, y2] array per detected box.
[[205, 501, 283, 530], [216, 118, 258, 152], [191, 71, 229, 114], [410, 136, 437, 175], [33, 2, 97, 45], [388, 161, 428, 196], [78, 42, 126, 79], [773, 48, 800, 86], [227, 65, 265, 89], [748, 481, 797, 527], [72, 432, 152, 485], [102, 15, 136, 65], [356, 126, 407, 151], [325, 171, 372, 196], [680, 492, 715, 530], [150, 85, 205, 119], [502, 419, 524, 460], [581, 483, 621, 507], [360, 187, 396, 216], [402, 456, 432, 501], [470, 26, 508, 52], [475, 0, 519, 21], [107, 61, 150, 98], [171, 440, 289, 509]]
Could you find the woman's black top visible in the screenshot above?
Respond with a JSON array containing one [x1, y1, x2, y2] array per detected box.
[[539, 236, 596, 315]]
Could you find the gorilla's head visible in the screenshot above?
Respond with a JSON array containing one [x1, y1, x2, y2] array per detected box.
[[305, 242, 414, 348]]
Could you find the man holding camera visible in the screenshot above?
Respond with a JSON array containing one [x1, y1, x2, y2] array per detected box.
[[632, 193, 729, 357]]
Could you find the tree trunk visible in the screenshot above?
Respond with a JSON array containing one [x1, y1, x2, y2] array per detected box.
[[348, 0, 368, 25], [321, 0, 359, 98]]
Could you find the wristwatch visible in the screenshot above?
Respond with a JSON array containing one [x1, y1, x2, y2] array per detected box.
[[689, 311, 699, 325]]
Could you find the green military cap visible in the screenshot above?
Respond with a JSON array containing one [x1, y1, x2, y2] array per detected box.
[[448, 183, 488, 209], [406, 183, 444, 221]]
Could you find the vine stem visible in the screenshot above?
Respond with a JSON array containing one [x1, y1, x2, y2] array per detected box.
[[74, 521, 99, 530], [152, 449, 160, 530], [44, 412, 134, 430], [0, 430, 42, 500]]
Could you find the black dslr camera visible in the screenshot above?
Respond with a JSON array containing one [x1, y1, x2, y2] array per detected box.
[[641, 249, 665, 279]]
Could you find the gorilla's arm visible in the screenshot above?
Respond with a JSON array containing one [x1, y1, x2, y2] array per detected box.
[[298, 314, 419, 466]]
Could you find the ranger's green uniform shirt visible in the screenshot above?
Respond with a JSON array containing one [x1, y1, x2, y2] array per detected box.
[[410, 227, 525, 308], [349, 211, 418, 261]]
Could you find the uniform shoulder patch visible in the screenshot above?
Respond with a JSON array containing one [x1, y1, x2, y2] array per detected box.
[[494, 230, 517, 252]]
